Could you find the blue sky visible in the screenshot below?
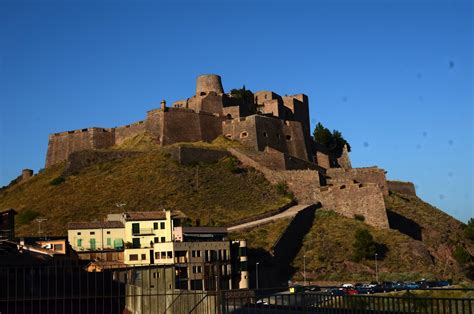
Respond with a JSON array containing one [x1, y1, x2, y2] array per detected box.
[[0, 0, 472, 222]]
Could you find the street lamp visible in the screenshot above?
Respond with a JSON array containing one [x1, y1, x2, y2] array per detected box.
[[375, 253, 379, 283], [303, 255, 306, 286], [256, 262, 259, 290]]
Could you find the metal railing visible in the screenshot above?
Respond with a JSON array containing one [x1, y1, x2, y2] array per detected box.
[[0, 264, 473, 314]]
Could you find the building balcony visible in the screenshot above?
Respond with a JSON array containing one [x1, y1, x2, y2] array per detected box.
[[132, 228, 154, 236]]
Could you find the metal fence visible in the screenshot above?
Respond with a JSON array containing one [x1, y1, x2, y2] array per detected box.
[[225, 291, 474, 314], [0, 264, 473, 314]]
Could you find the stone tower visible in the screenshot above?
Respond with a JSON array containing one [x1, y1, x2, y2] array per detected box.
[[195, 74, 224, 96]]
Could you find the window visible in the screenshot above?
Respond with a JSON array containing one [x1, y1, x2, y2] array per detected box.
[[155, 252, 160, 259], [153, 222, 158, 230], [106, 238, 111, 246], [192, 250, 196, 258], [106, 231, 110, 235], [167, 251, 172, 258], [192, 266, 202, 273], [153, 272, 160, 279], [240, 131, 248, 138], [90, 231, 95, 235], [154, 237, 159, 243], [77, 232, 81, 235], [276, 133, 281, 139], [129, 254, 139, 261], [131, 223, 140, 235], [161, 252, 166, 259], [141, 254, 146, 260], [77, 239, 82, 247], [132, 238, 141, 248], [196, 250, 201, 258], [286, 135, 291, 140], [160, 222, 165, 229], [161, 237, 165, 243], [263, 132, 268, 137]]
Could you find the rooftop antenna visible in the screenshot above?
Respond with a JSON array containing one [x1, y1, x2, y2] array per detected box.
[[36, 217, 47, 240]]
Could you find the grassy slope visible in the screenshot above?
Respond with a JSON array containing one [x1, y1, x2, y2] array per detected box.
[[0, 144, 290, 236], [287, 193, 472, 282], [230, 218, 292, 251]]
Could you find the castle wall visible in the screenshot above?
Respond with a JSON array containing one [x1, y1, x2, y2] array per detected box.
[[160, 109, 224, 146], [387, 180, 417, 196], [63, 150, 141, 176], [115, 121, 146, 144], [326, 167, 388, 196], [145, 109, 164, 141], [317, 183, 389, 229], [45, 128, 115, 167], [167, 146, 230, 165], [315, 151, 331, 169], [223, 115, 310, 162]]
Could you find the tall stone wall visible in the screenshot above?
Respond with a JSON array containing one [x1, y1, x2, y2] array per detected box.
[[45, 128, 115, 167], [326, 167, 388, 196], [167, 146, 230, 165], [227, 148, 321, 203], [115, 121, 146, 144], [387, 180, 417, 196], [223, 115, 310, 162], [317, 182, 389, 229]]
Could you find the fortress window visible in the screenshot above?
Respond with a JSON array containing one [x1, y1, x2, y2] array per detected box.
[[226, 114, 232, 119], [286, 135, 292, 140], [200, 92, 206, 96], [82, 128, 88, 132], [340, 185, 346, 189], [240, 132, 248, 138], [276, 133, 281, 139], [263, 132, 268, 137], [225, 134, 232, 139]]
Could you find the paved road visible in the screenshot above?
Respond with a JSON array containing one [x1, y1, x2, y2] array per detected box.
[[227, 204, 312, 232]]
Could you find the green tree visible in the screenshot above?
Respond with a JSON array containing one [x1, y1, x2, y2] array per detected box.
[[463, 218, 474, 242], [352, 229, 377, 262], [312, 122, 351, 157], [230, 85, 254, 104], [453, 245, 472, 264]]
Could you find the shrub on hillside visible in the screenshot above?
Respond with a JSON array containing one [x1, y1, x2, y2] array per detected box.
[[17, 209, 40, 226], [352, 228, 377, 262], [50, 176, 66, 186], [453, 245, 472, 264], [463, 218, 474, 242]]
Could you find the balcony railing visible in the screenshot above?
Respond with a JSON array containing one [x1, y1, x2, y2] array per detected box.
[[132, 228, 154, 236]]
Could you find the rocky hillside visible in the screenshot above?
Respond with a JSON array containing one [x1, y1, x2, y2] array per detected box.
[[288, 193, 473, 282]]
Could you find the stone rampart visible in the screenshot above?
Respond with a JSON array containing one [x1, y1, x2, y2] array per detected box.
[[45, 128, 115, 168], [326, 167, 388, 196], [115, 121, 146, 144], [227, 148, 321, 204], [387, 180, 417, 196], [317, 182, 389, 229], [63, 150, 142, 176], [167, 146, 230, 165]]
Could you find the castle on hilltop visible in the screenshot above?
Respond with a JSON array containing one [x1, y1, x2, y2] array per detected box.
[[45, 74, 416, 229], [45, 74, 338, 169]]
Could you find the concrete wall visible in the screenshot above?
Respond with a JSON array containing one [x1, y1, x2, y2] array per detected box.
[[387, 180, 417, 196], [68, 227, 124, 251]]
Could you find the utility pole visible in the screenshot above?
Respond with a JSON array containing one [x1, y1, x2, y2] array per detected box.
[[375, 253, 379, 283], [256, 262, 259, 290], [303, 255, 306, 286], [36, 218, 47, 240]]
